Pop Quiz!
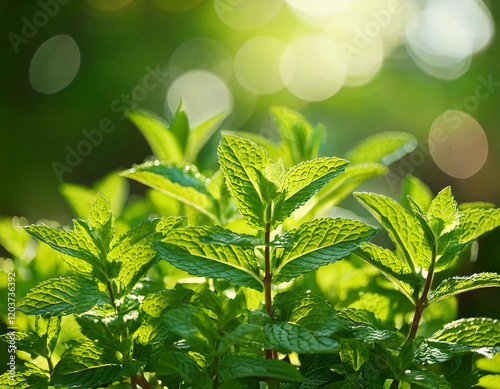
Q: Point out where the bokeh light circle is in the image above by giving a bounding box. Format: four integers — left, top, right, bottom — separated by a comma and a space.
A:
166, 70, 232, 127
169, 38, 233, 81
429, 110, 488, 179
280, 35, 347, 101
153, 0, 204, 12
29, 35, 80, 94
406, 0, 493, 79
285, 0, 351, 26
234, 37, 290, 95
214, 0, 282, 31
86, 0, 134, 11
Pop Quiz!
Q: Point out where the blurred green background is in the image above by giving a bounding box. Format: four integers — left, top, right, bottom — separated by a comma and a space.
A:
0, 0, 499, 319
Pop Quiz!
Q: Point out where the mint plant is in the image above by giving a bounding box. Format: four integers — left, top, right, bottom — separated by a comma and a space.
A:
152, 134, 377, 361
353, 177, 500, 387
1, 107, 499, 388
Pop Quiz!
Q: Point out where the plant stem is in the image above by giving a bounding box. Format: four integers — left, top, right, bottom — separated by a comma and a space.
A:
136, 374, 152, 389
390, 245, 437, 389
263, 222, 277, 360
106, 279, 118, 314
212, 338, 221, 389
47, 355, 54, 375
131, 376, 138, 389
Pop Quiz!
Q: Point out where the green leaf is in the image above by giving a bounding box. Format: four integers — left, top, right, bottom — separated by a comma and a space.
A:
354, 192, 432, 270
163, 305, 217, 352
218, 355, 303, 383
23, 223, 101, 269
147, 351, 209, 386
232, 131, 285, 165
431, 318, 500, 347
169, 102, 190, 153
0, 363, 49, 389
51, 340, 143, 388
264, 322, 340, 353
273, 218, 376, 283
458, 202, 496, 211
335, 308, 404, 344
121, 161, 218, 221
270, 106, 316, 164
345, 131, 417, 165
0, 217, 31, 258
272, 157, 349, 226
399, 370, 450, 388
340, 339, 370, 371
458, 207, 500, 243
59, 184, 96, 220
301, 163, 388, 221
155, 226, 263, 290
400, 175, 433, 213
141, 289, 194, 318
135, 288, 195, 346
427, 187, 459, 237
127, 110, 183, 161
273, 291, 334, 330
186, 111, 226, 162
17, 277, 109, 316
35, 315, 61, 354
435, 207, 500, 271
353, 243, 417, 303
108, 217, 185, 297
218, 134, 273, 230
428, 273, 500, 305
60, 173, 129, 219
88, 194, 115, 255
198, 227, 264, 247
415, 339, 498, 364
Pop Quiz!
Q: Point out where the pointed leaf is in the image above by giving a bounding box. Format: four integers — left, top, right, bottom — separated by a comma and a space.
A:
147, 351, 209, 386
219, 355, 303, 383
427, 187, 459, 237
458, 207, 500, 243
354, 192, 432, 270
50, 340, 143, 387
23, 224, 101, 269
353, 243, 417, 303
232, 131, 286, 165
127, 110, 183, 161
345, 131, 417, 165
121, 161, 218, 221
264, 322, 340, 353
186, 110, 226, 162
169, 103, 190, 152
301, 163, 388, 221
270, 106, 314, 164
17, 277, 109, 316
431, 318, 500, 347
163, 305, 216, 352
273, 218, 376, 283
400, 175, 433, 213
88, 194, 115, 255
415, 339, 498, 364
0, 363, 49, 389
59, 184, 97, 219
109, 217, 184, 297
218, 134, 273, 230
272, 157, 349, 226
428, 273, 500, 305
35, 315, 62, 354
273, 291, 334, 330
155, 226, 263, 290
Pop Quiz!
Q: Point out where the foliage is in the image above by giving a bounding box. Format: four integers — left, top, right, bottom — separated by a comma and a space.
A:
1, 106, 499, 388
